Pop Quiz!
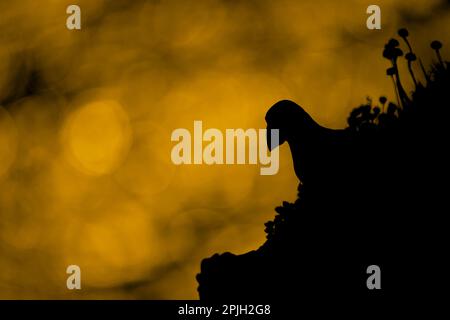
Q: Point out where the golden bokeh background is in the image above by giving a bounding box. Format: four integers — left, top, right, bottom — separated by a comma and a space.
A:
0, 0, 449, 299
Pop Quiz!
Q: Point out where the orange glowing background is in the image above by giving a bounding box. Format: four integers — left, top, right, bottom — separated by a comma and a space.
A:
0, 0, 449, 299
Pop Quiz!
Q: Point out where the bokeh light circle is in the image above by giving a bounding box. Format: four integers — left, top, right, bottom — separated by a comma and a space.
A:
62, 100, 132, 176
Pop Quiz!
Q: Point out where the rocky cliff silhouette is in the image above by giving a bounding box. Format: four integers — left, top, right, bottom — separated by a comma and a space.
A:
196, 29, 449, 305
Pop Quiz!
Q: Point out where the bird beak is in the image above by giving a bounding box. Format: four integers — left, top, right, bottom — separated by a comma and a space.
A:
267, 126, 280, 151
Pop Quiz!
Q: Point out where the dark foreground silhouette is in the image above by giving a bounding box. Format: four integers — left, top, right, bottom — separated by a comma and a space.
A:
196, 30, 449, 306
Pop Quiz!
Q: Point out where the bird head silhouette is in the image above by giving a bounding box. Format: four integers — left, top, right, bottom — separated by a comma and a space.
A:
265, 100, 319, 151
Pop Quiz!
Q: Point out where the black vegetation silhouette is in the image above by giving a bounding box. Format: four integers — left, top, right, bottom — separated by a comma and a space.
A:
196, 29, 449, 306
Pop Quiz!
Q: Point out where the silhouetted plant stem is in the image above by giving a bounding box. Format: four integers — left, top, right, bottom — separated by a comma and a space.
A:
392, 60, 410, 108
383, 39, 410, 108
408, 60, 418, 87
437, 51, 444, 67
405, 40, 413, 53
419, 59, 431, 84
398, 29, 414, 53
390, 74, 401, 107
399, 29, 419, 89
379, 96, 387, 113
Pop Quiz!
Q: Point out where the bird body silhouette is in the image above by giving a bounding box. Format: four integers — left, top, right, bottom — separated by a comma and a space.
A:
265, 100, 364, 191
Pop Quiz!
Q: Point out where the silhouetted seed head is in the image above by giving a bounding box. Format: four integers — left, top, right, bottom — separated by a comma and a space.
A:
394, 48, 403, 58
431, 40, 442, 50
398, 28, 409, 38
384, 39, 400, 60
387, 103, 397, 115
388, 38, 400, 48
379, 96, 387, 105
383, 40, 403, 62
383, 47, 394, 60
405, 52, 417, 61
372, 107, 381, 117
386, 67, 396, 76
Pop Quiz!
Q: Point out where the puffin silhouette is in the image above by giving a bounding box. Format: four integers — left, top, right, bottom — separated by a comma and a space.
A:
265, 100, 361, 188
